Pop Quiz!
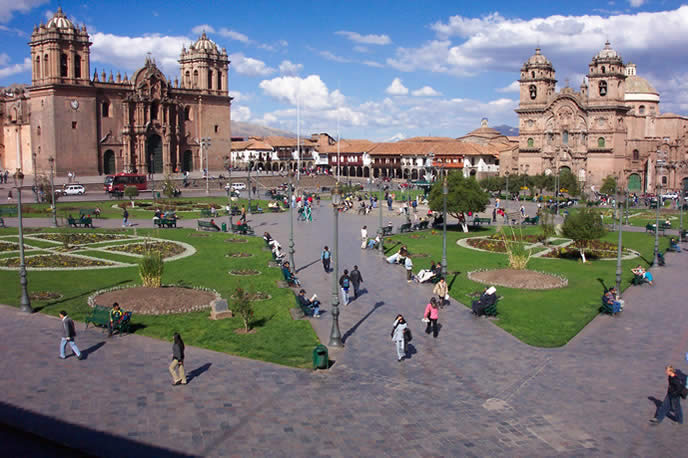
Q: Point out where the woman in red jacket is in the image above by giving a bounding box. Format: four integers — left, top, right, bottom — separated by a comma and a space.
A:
424, 297, 440, 338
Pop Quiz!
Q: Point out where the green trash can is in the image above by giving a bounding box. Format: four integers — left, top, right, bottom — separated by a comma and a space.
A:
312, 344, 329, 370
221, 222, 227, 232
156, 192, 161, 199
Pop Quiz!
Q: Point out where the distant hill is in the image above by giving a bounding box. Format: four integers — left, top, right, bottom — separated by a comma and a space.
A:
492, 124, 519, 136
231, 121, 295, 139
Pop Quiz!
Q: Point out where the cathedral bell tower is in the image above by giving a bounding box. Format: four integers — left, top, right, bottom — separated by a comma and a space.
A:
519, 48, 557, 107
178, 32, 229, 94
587, 41, 625, 106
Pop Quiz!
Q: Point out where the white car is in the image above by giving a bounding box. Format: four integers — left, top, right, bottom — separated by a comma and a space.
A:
661, 192, 679, 199
227, 182, 246, 191
62, 184, 86, 195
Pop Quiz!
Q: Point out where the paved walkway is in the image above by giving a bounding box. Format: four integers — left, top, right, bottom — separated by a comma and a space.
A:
0, 204, 686, 456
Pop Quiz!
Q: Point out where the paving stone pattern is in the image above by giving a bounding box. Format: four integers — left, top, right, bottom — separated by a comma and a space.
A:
0, 203, 685, 456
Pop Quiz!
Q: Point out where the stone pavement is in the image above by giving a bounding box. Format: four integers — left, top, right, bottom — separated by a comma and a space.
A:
0, 203, 686, 456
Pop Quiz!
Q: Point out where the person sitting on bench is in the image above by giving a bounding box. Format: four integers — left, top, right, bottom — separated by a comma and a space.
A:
416, 261, 438, 283
670, 238, 681, 252
297, 289, 321, 317
631, 265, 654, 286
603, 287, 624, 312
472, 286, 497, 316
263, 232, 273, 244
209, 219, 221, 231
281, 261, 300, 286
108, 302, 124, 337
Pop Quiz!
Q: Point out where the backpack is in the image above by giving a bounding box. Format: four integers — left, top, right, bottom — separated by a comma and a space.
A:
342, 277, 350, 289
679, 370, 688, 399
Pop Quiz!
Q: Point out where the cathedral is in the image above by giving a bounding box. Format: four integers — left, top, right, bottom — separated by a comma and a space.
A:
0, 8, 231, 177
511, 42, 688, 193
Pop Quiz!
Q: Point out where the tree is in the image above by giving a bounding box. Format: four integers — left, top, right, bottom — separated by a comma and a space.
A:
559, 169, 580, 196
161, 175, 177, 199
600, 175, 617, 196
124, 185, 139, 207
428, 171, 490, 232
561, 209, 606, 262
531, 173, 552, 196
232, 287, 254, 332
478, 176, 504, 193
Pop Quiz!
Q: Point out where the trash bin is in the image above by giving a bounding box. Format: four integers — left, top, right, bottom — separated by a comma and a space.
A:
312, 344, 329, 370
156, 192, 161, 199
221, 222, 227, 232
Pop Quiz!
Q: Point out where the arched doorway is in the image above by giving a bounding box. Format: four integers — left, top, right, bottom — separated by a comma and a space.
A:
103, 150, 115, 175
357, 166, 363, 177
411, 169, 418, 180
146, 134, 163, 173
628, 173, 642, 192
364, 167, 370, 178
182, 150, 193, 172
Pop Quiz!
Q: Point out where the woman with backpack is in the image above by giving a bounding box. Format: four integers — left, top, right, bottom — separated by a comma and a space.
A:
391, 315, 410, 362
339, 269, 351, 305
424, 297, 440, 338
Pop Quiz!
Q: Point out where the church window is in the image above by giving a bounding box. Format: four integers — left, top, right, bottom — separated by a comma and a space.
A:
527, 138, 534, 148
184, 106, 191, 121
662, 176, 667, 185
44, 54, 48, 75
60, 54, 68, 77
193, 70, 199, 87
208, 70, 213, 89
72, 121, 77, 129
598, 137, 605, 148
601, 66, 606, 74
75, 57, 81, 79
35, 56, 41, 79
37, 126, 41, 136
531, 71, 535, 78
599, 81, 607, 96
151, 102, 159, 121
214, 125, 219, 133
632, 149, 639, 161
102, 101, 110, 118
547, 133, 554, 144
217, 71, 222, 90
184, 70, 190, 87
529, 85, 537, 100
562, 131, 569, 145
638, 105, 645, 115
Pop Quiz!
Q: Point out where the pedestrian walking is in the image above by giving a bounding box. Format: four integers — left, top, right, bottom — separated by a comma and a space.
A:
169, 332, 187, 386
360, 225, 368, 249
339, 269, 351, 305
321, 246, 331, 272
58, 311, 83, 360
650, 365, 685, 425
405, 256, 414, 283
240, 206, 247, 223
350, 265, 363, 299
433, 277, 449, 307
122, 208, 129, 227
423, 298, 440, 338
391, 314, 410, 362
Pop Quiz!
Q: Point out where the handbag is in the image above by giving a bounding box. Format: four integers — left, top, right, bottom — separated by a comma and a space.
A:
421, 317, 430, 323
444, 294, 449, 300
404, 328, 412, 342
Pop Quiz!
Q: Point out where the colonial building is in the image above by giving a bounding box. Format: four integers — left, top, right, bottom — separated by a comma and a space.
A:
0, 8, 231, 177
511, 43, 688, 193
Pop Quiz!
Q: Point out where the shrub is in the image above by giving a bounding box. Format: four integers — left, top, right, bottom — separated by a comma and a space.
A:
124, 186, 139, 207
162, 175, 177, 199
233, 287, 254, 332
139, 242, 163, 287
498, 226, 532, 270
561, 209, 606, 263
540, 211, 556, 243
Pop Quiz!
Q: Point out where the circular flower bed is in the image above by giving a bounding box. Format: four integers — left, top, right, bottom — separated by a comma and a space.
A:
541, 246, 630, 261
89, 285, 220, 315
0, 254, 113, 268
228, 269, 261, 276
31, 233, 128, 245
468, 269, 568, 290
105, 241, 185, 258
466, 238, 507, 252
226, 252, 253, 258
0, 241, 19, 252
29, 291, 63, 301
225, 238, 248, 243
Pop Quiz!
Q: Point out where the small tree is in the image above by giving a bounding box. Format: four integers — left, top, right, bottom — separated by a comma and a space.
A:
233, 287, 254, 332
600, 175, 617, 196
124, 185, 139, 207
162, 175, 177, 199
540, 211, 556, 244
559, 169, 580, 197
561, 209, 606, 262
139, 243, 163, 287
428, 172, 490, 232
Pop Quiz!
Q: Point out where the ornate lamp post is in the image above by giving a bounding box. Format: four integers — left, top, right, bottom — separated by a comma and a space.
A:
615, 177, 623, 295
288, 166, 295, 270
13, 170, 33, 313
224, 155, 233, 226
329, 183, 343, 347
654, 151, 666, 267
378, 170, 384, 254
441, 171, 448, 278
201, 137, 211, 195
149, 151, 156, 202
48, 156, 57, 227
247, 159, 252, 212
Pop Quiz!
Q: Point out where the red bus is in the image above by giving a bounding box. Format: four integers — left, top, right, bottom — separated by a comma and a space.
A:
104, 173, 148, 192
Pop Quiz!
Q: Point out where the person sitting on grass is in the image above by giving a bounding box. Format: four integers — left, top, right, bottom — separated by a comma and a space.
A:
297, 289, 321, 317
415, 261, 438, 283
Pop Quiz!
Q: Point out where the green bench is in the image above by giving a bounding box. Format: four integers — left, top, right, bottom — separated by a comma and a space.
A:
0, 217, 4, 228
645, 223, 665, 235
85, 305, 132, 335
472, 217, 492, 226
79, 208, 98, 218
231, 223, 255, 235
412, 221, 430, 231
154, 217, 177, 228
398, 222, 412, 233
681, 229, 687, 243
382, 226, 393, 236
632, 274, 649, 285
197, 220, 220, 231
523, 215, 539, 225
67, 216, 93, 228
660, 222, 672, 231
294, 294, 312, 317
0, 208, 17, 217
200, 208, 218, 218
248, 205, 264, 214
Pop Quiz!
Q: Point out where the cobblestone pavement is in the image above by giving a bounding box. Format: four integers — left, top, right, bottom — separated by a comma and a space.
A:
0, 204, 685, 456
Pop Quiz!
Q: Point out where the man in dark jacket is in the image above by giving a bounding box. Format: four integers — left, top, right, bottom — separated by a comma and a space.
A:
650, 365, 685, 424
472, 287, 497, 316
59, 311, 83, 360
297, 289, 320, 317
349, 266, 364, 299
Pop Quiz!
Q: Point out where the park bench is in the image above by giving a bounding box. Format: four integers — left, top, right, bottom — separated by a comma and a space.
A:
632, 274, 649, 285
231, 223, 255, 236
645, 223, 665, 235
269, 205, 283, 213
197, 220, 220, 232
200, 208, 217, 218
282, 267, 300, 287
79, 208, 99, 218
412, 220, 429, 231
0, 207, 18, 217
660, 222, 672, 231
0, 217, 4, 228
398, 222, 412, 233
600, 295, 622, 315
154, 217, 177, 228
248, 204, 264, 214
523, 215, 540, 225
85, 305, 132, 335
67, 216, 93, 228
294, 294, 314, 318
471, 217, 492, 226
229, 206, 241, 216
382, 226, 393, 236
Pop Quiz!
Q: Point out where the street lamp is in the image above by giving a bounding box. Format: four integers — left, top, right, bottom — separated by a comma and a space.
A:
224, 155, 233, 226
149, 152, 155, 202
654, 151, 666, 267
288, 166, 295, 270
247, 160, 252, 213
13, 170, 33, 314
201, 137, 211, 195
441, 172, 448, 279
504, 171, 510, 211
378, 167, 384, 254
329, 183, 343, 347
615, 177, 623, 295
48, 156, 57, 227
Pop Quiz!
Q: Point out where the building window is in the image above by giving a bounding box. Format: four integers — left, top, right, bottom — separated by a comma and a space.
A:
44, 54, 48, 75
638, 105, 645, 115
35, 56, 41, 79
217, 71, 222, 90
184, 70, 190, 87
37, 126, 41, 136
184, 106, 191, 121
599, 81, 607, 96
527, 138, 534, 148
214, 125, 219, 133
598, 137, 605, 148
193, 70, 198, 88
662, 176, 668, 185
207, 70, 213, 89
60, 54, 68, 77
633, 149, 639, 161
529, 85, 537, 100
75, 57, 81, 79
72, 121, 77, 129
547, 132, 554, 144
562, 131, 569, 145
601, 66, 606, 74
531, 71, 535, 78
151, 102, 158, 121
102, 101, 110, 118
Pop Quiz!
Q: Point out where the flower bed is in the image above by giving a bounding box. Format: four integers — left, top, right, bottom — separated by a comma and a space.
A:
488, 234, 546, 243
466, 238, 507, 252
0, 254, 113, 268
0, 242, 19, 252
31, 233, 128, 245
29, 291, 63, 301
105, 241, 185, 258
89, 285, 221, 315
228, 269, 261, 276
541, 246, 629, 260
226, 252, 254, 258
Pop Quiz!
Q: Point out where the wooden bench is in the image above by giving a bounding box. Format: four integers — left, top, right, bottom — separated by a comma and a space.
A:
382, 226, 393, 236
282, 268, 300, 287
154, 217, 177, 228
472, 217, 492, 226
398, 222, 412, 233
79, 208, 98, 218
632, 274, 649, 285
523, 215, 540, 225
0, 208, 18, 217
294, 294, 313, 317
197, 220, 220, 232
231, 223, 255, 235
660, 222, 672, 231
68, 216, 93, 228
599, 295, 622, 315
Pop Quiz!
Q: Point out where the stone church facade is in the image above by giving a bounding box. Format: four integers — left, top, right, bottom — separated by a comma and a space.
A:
512, 43, 688, 193
0, 8, 231, 177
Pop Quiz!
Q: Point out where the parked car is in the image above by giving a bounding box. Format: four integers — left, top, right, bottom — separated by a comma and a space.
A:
62, 184, 86, 196
225, 182, 246, 191
661, 192, 679, 199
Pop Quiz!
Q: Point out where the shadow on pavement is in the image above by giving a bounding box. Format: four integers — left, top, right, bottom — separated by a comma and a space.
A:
187, 363, 212, 383
296, 258, 320, 273
81, 341, 106, 359
342, 301, 384, 343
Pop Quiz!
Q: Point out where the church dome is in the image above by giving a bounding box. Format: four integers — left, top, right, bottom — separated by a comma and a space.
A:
625, 75, 658, 95
594, 41, 620, 60
191, 32, 218, 52
526, 48, 551, 66
46, 7, 75, 30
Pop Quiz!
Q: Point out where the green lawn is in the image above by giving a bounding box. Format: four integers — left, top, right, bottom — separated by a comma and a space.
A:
388, 225, 670, 347
0, 227, 319, 367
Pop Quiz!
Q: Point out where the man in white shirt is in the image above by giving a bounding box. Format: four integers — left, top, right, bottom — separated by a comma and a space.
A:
361, 225, 368, 249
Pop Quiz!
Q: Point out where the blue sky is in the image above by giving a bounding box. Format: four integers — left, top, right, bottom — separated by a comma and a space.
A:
1, 0, 687, 140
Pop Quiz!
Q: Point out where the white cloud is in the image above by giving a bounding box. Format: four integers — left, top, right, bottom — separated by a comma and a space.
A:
229, 53, 274, 76
363, 60, 384, 68
385, 133, 406, 142
629, 0, 645, 7
279, 60, 302, 76
218, 28, 249, 43
412, 86, 441, 97
91, 32, 189, 75
0, 56, 31, 78
318, 50, 351, 63
232, 105, 252, 122
385, 77, 408, 96
0, 0, 47, 23
191, 24, 215, 35
353, 45, 368, 53
335, 31, 391, 45
497, 81, 520, 93
259, 75, 344, 110
0, 53, 10, 66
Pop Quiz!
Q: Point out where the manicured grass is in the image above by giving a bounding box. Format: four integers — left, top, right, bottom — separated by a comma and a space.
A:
0, 227, 319, 368
388, 225, 670, 347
